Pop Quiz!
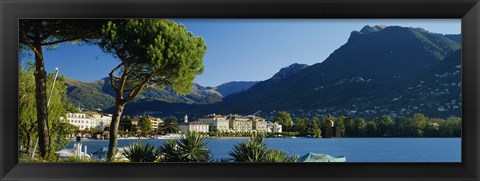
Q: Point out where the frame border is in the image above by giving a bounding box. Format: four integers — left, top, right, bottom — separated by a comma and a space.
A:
1, 0, 479, 180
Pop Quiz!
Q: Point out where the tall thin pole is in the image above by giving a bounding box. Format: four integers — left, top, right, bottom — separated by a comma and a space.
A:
32, 68, 59, 159
47, 68, 59, 106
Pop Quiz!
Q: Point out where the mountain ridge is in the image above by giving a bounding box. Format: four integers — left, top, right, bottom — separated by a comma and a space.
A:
66, 25, 461, 120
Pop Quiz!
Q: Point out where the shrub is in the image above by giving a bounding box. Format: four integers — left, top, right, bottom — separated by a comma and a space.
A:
159, 132, 211, 162
229, 134, 298, 162
229, 135, 269, 162
122, 141, 160, 162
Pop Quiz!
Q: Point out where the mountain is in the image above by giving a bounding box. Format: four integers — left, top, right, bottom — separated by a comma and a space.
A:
359, 25, 387, 33
64, 78, 115, 111
215, 81, 259, 97
206, 25, 461, 119
65, 78, 258, 111
67, 25, 461, 120
271, 63, 308, 82
444, 34, 461, 44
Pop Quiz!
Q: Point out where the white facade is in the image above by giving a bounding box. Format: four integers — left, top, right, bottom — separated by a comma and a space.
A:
65, 113, 96, 130
252, 119, 268, 132
179, 122, 209, 133
90, 112, 112, 130
267, 121, 283, 133
197, 114, 270, 133
227, 115, 252, 132
197, 114, 229, 132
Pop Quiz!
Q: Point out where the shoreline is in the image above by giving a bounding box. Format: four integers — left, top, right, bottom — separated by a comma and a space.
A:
71, 136, 462, 141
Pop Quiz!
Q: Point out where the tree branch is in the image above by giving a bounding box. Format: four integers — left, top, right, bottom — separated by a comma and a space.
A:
41, 37, 81, 46
20, 30, 42, 58
125, 72, 156, 102
117, 64, 131, 99
40, 24, 61, 41
109, 63, 123, 93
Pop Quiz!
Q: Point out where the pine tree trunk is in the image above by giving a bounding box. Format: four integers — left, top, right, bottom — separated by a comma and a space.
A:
33, 42, 50, 159
106, 103, 125, 162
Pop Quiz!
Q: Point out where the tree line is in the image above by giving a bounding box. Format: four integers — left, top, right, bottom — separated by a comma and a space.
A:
273, 111, 461, 137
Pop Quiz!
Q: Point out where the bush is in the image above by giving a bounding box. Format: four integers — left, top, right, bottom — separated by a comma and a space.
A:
229, 134, 298, 162
122, 141, 160, 162
159, 132, 211, 162
229, 134, 269, 162
265, 150, 299, 162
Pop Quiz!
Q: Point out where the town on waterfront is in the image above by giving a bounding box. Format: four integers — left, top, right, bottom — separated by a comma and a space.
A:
19, 19, 461, 163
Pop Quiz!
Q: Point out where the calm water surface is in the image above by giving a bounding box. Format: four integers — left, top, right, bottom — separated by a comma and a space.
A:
68, 138, 461, 162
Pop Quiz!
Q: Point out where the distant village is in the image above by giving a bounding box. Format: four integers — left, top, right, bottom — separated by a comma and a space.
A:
63, 112, 283, 135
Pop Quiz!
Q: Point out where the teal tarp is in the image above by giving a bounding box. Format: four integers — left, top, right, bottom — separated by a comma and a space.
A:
299, 153, 346, 162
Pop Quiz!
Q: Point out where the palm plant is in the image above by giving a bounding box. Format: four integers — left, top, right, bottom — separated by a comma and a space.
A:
229, 134, 269, 162
158, 139, 181, 162
122, 141, 160, 162
229, 134, 298, 162
159, 131, 211, 162
265, 150, 299, 162
177, 131, 211, 162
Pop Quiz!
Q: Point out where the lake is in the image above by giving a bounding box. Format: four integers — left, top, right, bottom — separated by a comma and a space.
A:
68, 137, 461, 162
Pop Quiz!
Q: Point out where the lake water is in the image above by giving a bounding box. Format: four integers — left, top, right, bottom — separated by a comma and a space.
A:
68, 138, 461, 162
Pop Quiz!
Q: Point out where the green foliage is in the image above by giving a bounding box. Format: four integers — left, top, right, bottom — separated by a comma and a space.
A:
119, 116, 133, 131
265, 150, 299, 162
99, 19, 207, 161
158, 116, 179, 134
99, 19, 206, 96
229, 135, 269, 162
293, 117, 308, 135
273, 111, 292, 127
158, 140, 181, 162
354, 118, 367, 137
229, 134, 298, 162
312, 128, 322, 138
20, 20, 107, 159
122, 141, 160, 162
365, 121, 377, 137
271, 112, 459, 138
19, 63, 76, 160
176, 132, 211, 162
395, 113, 428, 137
372, 115, 394, 136
335, 116, 346, 136
19, 63, 38, 155
159, 132, 211, 162
138, 116, 153, 132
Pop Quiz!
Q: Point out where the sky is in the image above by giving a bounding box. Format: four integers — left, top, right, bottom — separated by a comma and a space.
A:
20, 19, 461, 87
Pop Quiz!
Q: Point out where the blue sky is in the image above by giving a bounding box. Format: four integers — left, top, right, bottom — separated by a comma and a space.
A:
20, 19, 460, 87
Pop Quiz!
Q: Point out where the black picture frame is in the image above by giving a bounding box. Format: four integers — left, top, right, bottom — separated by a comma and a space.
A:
1, 0, 479, 180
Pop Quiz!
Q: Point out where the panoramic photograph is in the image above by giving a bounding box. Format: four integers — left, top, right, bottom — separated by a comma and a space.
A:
19, 19, 461, 163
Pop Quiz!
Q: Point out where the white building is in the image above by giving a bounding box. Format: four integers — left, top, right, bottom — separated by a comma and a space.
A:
227, 115, 253, 132
179, 122, 209, 133
64, 113, 96, 130
252, 118, 268, 132
88, 112, 112, 130
197, 114, 229, 132
267, 121, 282, 133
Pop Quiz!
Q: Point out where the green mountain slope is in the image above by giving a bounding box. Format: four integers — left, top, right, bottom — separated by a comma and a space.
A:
65, 77, 257, 111
68, 25, 461, 120
208, 26, 461, 119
